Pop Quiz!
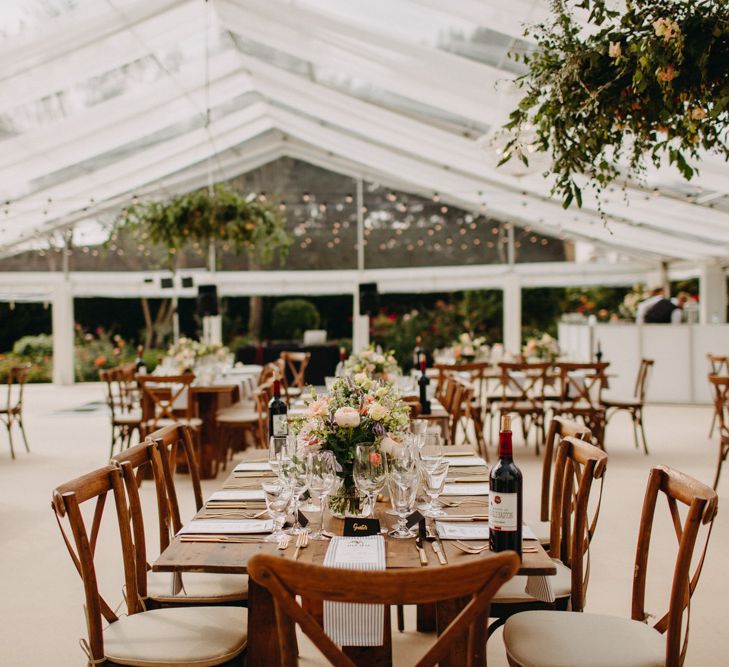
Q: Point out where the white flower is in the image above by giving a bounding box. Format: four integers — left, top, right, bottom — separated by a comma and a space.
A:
608, 41, 621, 58
368, 402, 388, 421
334, 407, 361, 428
375, 387, 388, 399
354, 372, 372, 390
307, 398, 329, 418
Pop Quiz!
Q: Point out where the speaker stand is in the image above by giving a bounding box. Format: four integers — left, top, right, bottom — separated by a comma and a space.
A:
202, 315, 222, 345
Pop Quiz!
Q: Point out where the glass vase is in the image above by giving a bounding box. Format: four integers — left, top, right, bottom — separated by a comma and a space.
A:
327, 484, 372, 519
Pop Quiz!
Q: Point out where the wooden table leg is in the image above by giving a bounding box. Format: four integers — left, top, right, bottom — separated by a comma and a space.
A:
416, 603, 437, 632
247, 579, 280, 666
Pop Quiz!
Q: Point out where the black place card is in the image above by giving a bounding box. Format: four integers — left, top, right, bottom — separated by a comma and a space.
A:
343, 517, 381, 537
297, 510, 310, 527
406, 510, 425, 529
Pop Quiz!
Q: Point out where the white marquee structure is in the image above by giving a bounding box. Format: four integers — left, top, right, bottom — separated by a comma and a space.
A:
0, 0, 727, 384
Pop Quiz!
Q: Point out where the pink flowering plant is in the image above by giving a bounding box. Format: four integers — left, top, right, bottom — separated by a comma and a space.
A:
291, 374, 410, 515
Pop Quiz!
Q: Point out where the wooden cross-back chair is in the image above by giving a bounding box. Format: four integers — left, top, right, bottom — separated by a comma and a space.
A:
52, 465, 248, 666
707, 355, 729, 436
495, 362, 551, 452
100, 367, 142, 457
602, 358, 654, 454
538, 417, 592, 535
247, 552, 519, 667
708, 375, 729, 490
0, 363, 31, 459
490, 436, 607, 635
552, 362, 609, 448
112, 429, 249, 606
280, 351, 311, 398
136, 373, 201, 437
503, 465, 718, 667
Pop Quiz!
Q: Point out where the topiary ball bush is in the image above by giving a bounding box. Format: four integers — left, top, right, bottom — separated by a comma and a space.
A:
271, 299, 320, 341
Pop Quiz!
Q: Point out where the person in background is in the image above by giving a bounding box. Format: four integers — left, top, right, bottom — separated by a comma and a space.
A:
636, 287, 665, 323
644, 291, 688, 324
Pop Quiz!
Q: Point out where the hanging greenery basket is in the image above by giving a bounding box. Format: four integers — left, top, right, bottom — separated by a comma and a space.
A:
502, 0, 729, 209
113, 185, 291, 264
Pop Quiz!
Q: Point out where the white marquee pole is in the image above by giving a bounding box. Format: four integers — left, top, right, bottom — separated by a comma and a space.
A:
52, 279, 75, 385
699, 262, 728, 324
503, 224, 521, 354
353, 176, 369, 351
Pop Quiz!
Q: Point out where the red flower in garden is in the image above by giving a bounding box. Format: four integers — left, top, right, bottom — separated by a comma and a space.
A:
94, 356, 106, 367
369, 451, 382, 466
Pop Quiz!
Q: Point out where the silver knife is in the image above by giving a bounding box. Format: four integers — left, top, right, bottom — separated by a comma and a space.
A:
414, 537, 429, 566
427, 526, 448, 565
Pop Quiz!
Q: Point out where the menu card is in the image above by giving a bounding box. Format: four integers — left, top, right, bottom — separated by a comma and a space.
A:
444, 455, 487, 467
207, 489, 265, 502
179, 519, 274, 535
323, 536, 386, 646
233, 462, 271, 472
435, 523, 538, 541
442, 482, 489, 496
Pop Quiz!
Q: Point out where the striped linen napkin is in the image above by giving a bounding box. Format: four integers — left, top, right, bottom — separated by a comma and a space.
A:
323, 536, 386, 646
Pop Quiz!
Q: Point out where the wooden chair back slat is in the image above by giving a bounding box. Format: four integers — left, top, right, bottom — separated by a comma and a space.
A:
280, 351, 311, 390
634, 359, 655, 402
497, 361, 550, 410
248, 552, 520, 667
631, 466, 718, 667
549, 436, 608, 611
540, 417, 592, 523
555, 362, 609, 408
5, 363, 29, 412
708, 375, 729, 436
707, 354, 729, 376
136, 373, 196, 432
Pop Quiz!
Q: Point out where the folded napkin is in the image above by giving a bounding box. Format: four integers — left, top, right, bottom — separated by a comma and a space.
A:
442, 482, 489, 496
233, 462, 271, 472
208, 489, 265, 502
323, 536, 386, 647
178, 519, 274, 535
444, 455, 488, 467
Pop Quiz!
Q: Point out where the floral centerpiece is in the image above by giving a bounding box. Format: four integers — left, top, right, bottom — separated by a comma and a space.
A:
522, 333, 560, 362
166, 337, 230, 373
452, 332, 489, 362
291, 374, 410, 516
344, 344, 401, 380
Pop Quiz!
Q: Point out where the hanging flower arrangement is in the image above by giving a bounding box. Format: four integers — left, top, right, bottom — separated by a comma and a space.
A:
501, 0, 729, 209
112, 185, 291, 264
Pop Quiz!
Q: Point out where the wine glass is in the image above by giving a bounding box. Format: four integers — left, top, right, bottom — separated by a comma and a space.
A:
353, 444, 387, 518
307, 452, 337, 540
418, 459, 450, 517
279, 457, 309, 534
262, 480, 293, 543
387, 466, 419, 538
268, 436, 291, 478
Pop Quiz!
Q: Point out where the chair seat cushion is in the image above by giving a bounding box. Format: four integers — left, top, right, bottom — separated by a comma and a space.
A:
144, 417, 202, 429
115, 411, 142, 425
504, 610, 664, 667
147, 571, 248, 603
216, 409, 258, 425
493, 559, 571, 603
103, 605, 247, 667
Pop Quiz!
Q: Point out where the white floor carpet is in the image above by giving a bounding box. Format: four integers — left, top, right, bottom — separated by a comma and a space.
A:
0, 382, 727, 666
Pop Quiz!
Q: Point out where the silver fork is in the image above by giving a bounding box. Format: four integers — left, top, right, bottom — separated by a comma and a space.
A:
293, 532, 309, 560
454, 540, 489, 554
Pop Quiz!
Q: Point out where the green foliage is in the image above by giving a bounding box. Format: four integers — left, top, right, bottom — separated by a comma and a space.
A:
142, 349, 164, 373
112, 184, 292, 266
0, 356, 50, 383
12, 334, 53, 362
503, 0, 729, 209
74, 328, 135, 381
271, 299, 321, 341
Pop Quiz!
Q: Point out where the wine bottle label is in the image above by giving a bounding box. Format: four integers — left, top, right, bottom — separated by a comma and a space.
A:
272, 414, 288, 436
489, 492, 518, 531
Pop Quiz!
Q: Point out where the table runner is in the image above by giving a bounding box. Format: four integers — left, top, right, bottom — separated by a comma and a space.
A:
323, 536, 386, 646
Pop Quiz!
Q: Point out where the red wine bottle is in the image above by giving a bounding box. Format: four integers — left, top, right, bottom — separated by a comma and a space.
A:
268, 379, 288, 440
418, 353, 431, 415
489, 415, 522, 557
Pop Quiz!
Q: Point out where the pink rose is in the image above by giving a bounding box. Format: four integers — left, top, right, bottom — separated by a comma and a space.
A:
307, 398, 329, 418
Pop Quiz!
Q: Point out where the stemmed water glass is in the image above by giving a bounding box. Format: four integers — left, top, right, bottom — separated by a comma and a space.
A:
411, 419, 428, 448
268, 435, 292, 478
353, 444, 387, 518
418, 459, 450, 517
388, 463, 419, 538
279, 456, 309, 534
262, 479, 293, 543
306, 452, 337, 540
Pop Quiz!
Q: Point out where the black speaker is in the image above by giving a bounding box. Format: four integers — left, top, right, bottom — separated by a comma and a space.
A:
160, 277, 173, 289
181, 276, 194, 289
196, 284, 219, 317
359, 282, 379, 317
